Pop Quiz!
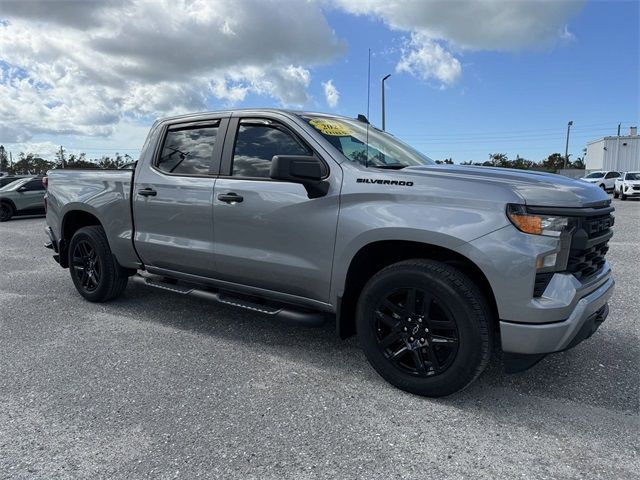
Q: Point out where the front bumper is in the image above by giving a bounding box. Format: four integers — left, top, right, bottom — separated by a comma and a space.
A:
500, 274, 614, 357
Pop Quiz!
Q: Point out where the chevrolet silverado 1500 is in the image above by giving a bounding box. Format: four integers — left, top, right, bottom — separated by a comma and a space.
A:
44, 109, 615, 396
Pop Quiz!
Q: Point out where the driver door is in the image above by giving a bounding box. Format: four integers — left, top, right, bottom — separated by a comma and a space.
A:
212, 116, 341, 303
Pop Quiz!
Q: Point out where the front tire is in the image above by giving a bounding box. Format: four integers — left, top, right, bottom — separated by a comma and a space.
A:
356, 259, 492, 397
68, 226, 128, 302
0, 203, 14, 222
621, 192, 627, 200
613, 188, 619, 199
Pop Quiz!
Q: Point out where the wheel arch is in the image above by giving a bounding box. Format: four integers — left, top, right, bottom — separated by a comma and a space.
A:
336, 240, 498, 339
59, 209, 103, 268
0, 197, 17, 211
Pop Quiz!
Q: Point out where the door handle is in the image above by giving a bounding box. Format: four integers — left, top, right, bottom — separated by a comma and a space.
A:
217, 192, 243, 204
137, 188, 157, 197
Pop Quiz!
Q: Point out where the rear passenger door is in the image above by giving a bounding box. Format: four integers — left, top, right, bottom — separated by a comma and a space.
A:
17, 179, 46, 212
212, 116, 341, 303
133, 117, 229, 277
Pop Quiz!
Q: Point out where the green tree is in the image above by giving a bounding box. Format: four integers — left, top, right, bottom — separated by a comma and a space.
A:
0, 145, 8, 173
541, 153, 565, 171
13, 153, 55, 175
488, 153, 509, 168
66, 153, 99, 169
54, 146, 67, 168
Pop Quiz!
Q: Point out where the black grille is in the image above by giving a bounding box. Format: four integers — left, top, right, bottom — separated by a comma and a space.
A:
567, 211, 613, 282
567, 241, 609, 281
533, 208, 613, 297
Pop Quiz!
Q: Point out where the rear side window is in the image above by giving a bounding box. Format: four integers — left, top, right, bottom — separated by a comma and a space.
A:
23, 180, 44, 191
232, 122, 310, 178
157, 123, 219, 175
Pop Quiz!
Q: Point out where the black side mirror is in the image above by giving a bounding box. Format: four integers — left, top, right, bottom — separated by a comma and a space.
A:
270, 155, 329, 198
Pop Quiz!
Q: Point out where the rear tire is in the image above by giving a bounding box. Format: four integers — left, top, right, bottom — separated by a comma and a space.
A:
0, 203, 14, 222
356, 259, 492, 397
68, 226, 128, 302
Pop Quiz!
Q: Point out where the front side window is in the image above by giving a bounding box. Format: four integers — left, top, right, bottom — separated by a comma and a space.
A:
232, 121, 310, 178
157, 124, 219, 175
605, 171, 619, 179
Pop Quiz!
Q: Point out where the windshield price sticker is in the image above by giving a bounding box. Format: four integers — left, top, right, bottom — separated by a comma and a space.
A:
309, 118, 353, 136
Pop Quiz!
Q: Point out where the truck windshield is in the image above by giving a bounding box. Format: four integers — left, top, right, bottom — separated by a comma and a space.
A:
301, 115, 434, 168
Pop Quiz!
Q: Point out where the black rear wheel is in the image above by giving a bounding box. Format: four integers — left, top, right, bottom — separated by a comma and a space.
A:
68, 226, 128, 302
0, 203, 14, 222
356, 259, 492, 397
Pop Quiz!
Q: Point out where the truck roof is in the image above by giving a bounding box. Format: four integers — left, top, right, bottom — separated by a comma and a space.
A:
158, 108, 355, 124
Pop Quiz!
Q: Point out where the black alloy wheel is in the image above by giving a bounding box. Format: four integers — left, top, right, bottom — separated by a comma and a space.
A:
374, 287, 459, 377
71, 240, 102, 293
356, 259, 492, 397
0, 203, 13, 222
68, 225, 129, 302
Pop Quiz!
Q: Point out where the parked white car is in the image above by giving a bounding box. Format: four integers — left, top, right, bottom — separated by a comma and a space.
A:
614, 171, 640, 200
579, 171, 621, 191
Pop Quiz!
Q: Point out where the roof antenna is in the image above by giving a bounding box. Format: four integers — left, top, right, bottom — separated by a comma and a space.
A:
365, 47, 371, 168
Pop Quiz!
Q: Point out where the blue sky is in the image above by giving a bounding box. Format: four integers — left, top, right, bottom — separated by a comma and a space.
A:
0, 0, 638, 164
313, 1, 639, 162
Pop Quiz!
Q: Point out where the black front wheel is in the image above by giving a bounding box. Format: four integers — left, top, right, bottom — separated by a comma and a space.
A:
0, 203, 14, 222
356, 259, 492, 397
68, 226, 128, 302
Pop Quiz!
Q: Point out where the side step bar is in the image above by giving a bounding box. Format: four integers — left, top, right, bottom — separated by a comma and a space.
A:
130, 274, 326, 327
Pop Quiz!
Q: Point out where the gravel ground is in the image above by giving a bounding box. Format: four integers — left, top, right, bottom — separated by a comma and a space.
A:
0, 198, 638, 479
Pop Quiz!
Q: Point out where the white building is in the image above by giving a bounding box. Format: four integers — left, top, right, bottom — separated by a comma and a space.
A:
585, 127, 639, 172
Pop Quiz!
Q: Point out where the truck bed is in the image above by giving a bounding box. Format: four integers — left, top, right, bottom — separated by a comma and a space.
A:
46, 169, 138, 268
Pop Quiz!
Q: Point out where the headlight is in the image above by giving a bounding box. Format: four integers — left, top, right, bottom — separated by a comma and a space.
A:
506, 204, 569, 237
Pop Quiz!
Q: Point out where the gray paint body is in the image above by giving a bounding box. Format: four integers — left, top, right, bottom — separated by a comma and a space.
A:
45, 109, 614, 355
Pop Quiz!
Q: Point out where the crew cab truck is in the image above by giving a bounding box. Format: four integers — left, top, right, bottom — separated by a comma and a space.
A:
44, 109, 615, 397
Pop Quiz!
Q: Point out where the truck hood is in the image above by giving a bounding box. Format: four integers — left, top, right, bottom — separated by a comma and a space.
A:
400, 165, 610, 208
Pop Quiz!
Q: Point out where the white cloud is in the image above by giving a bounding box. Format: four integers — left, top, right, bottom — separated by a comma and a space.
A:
0, 0, 344, 142
396, 34, 461, 85
333, 0, 583, 84
322, 79, 340, 107
333, 0, 584, 50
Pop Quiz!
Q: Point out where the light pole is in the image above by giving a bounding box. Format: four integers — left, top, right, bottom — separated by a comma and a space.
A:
381, 74, 391, 131
564, 121, 573, 168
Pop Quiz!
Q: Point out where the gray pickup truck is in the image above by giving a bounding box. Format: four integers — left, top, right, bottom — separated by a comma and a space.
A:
44, 109, 615, 396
